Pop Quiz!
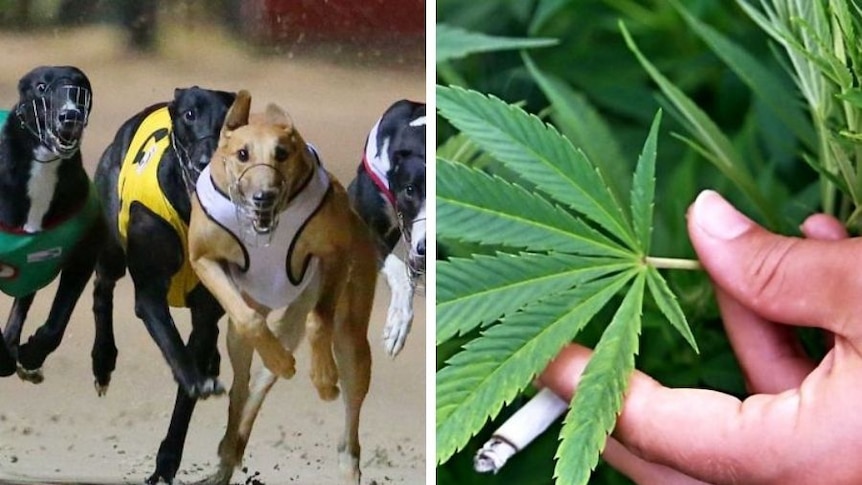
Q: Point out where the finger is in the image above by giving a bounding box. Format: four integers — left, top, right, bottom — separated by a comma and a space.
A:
687, 190, 862, 337
800, 213, 848, 240
540, 344, 807, 484
603, 437, 712, 485
713, 212, 845, 393
799, 213, 845, 351
714, 287, 814, 393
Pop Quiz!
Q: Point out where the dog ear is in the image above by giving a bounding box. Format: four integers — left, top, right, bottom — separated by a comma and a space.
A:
222, 90, 251, 136
264, 103, 293, 130
218, 90, 237, 108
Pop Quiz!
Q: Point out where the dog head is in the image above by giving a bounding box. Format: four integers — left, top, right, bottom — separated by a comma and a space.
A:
211, 90, 317, 247
386, 101, 426, 276
168, 86, 236, 193
14, 65, 92, 159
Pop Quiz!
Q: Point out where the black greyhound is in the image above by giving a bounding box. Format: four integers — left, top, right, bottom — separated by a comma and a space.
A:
0, 65, 102, 382
92, 86, 235, 484
347, 99, 426, 357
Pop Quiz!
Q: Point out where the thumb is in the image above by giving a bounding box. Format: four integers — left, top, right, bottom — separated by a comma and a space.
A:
687, 190, 862, 337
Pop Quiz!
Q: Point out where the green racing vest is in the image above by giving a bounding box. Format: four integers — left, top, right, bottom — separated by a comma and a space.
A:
0, 183, 100, 298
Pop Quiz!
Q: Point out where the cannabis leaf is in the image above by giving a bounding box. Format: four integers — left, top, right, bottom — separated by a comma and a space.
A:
436, 23, 558, 64
436, 86, 698, 485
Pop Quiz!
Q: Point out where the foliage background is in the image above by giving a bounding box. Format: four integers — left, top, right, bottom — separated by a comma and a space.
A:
436, 0, 836, 483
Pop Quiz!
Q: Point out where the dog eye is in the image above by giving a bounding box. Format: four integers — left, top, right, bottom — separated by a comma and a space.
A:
237, 147, 249, 162
184, 109, 196, 121
404, 184, 415, 197
274, 146, 288, 162
35, 82, 47, 94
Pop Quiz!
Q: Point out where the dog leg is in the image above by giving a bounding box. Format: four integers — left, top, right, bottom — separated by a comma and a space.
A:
0, 332, 15, 377
308, 312, 340, 401
91, 241, 125, 395
207, 307, 306, 485
331, 275, 374, 484
91, 274, 117, 395
206, 317, 254, 485
381, 254, 414, 357
208, 318, 283, 485
133, 284, 220, 399
192, 256, 296, 379
17, 251, 96, 382
4, 294, 34, 351
149, 290, 224, 485
4, 295, 35, 380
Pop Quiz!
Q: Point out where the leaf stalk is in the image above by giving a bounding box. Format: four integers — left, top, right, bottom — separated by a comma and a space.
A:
644, 256, 702, 271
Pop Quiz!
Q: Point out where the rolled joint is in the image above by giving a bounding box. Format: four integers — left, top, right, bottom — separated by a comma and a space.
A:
473, 388, 568, 474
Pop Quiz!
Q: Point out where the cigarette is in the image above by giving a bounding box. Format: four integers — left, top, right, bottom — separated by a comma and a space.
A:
474, 388, 568, 473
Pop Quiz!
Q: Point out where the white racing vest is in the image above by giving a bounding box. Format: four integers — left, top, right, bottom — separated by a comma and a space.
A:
195, 151, 331, 309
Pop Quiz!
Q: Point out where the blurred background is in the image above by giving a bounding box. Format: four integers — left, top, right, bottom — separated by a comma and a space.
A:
0, 1, 426, 484
0, 0, 424, 60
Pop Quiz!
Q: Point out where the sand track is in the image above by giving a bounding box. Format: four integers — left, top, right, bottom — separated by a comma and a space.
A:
0, 25, 425, 485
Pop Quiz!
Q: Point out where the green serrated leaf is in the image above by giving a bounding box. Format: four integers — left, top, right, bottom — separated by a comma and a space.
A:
437, 252, 634, 343
672, 1, 816, 151
836, 88, 862, 109
523, 53, 632, 215
437, 85, 639, 251
437, 157, 630, 257
620, 21, 779, 230
630, 111, 661, 255
436, 24, 558, 64
436, 270, 636, 464
646, 266, 698, 353
555, 271, 646, 485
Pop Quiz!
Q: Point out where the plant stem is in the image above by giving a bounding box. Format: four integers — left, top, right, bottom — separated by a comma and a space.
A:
645, 256, 702, 271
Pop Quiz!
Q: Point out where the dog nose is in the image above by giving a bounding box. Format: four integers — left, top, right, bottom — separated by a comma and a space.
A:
252, 190, 278, 207
57, 108, 85, 139
58, 108, 82, 123
417, 239, 425, 257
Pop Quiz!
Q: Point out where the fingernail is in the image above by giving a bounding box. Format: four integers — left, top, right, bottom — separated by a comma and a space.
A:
692, 190, 754, 240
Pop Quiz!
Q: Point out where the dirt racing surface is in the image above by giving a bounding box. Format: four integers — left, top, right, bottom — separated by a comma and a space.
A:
0, 25, 425, 485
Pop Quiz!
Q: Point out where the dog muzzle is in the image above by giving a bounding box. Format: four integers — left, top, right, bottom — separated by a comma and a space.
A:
228, 164, 288, 248
172, 132, 217, 196
15, 84, 91, 159
399, 205, 426, 281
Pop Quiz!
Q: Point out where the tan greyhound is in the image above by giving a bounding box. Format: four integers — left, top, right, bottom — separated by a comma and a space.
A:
188, 90, 377, 484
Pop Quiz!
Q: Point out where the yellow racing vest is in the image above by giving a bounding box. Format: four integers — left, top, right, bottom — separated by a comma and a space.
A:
117, 106, 198, 307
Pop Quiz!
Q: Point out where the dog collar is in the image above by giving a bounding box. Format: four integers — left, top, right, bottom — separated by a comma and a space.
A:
0, 183, 97, 235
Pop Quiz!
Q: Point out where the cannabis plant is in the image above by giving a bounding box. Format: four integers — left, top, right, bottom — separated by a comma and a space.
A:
437, 1, 862, 484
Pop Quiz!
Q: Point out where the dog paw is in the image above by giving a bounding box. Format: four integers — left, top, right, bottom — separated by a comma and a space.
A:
196, 377, 226, 399
261, 348, 296, 380
0, 360, 15, 378
316, 383, 340, 401
338, 451, 361, 485
94, 378, 110, 397
193, 465, 233, 485
383, 306, 413, 358
16, 365, 44, 384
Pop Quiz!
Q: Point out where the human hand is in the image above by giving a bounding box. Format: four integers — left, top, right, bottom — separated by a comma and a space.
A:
540, 190, 862, 485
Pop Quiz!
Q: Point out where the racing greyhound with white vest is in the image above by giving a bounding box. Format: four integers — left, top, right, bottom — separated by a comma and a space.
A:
0, 65, 101, 382
188, 90, 377, 484
347, 99, 426, 357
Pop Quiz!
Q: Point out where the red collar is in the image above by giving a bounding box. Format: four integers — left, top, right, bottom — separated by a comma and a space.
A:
362, 153, 396, 207
0, 196, 87, 234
